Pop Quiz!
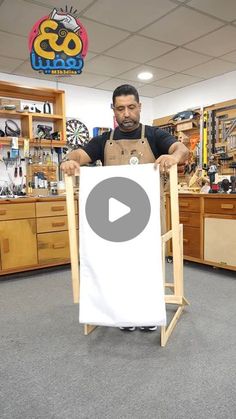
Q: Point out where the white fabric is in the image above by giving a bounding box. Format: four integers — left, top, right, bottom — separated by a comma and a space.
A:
79, 164, 166, 327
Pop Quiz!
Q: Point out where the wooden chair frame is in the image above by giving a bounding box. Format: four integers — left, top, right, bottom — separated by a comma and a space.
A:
65, 164, 189, 347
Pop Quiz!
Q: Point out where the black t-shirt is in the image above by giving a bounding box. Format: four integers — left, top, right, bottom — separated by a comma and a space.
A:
82, 124, 177, 164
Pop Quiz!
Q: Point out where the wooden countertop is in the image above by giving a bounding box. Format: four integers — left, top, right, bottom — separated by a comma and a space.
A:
168, 193, 236, 198
0, 195, 69, 204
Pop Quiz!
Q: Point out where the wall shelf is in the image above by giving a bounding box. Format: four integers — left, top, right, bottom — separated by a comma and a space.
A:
0, 80, 66, 145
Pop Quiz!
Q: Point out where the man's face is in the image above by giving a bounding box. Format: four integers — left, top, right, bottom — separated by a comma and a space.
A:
113, 94, 141, 131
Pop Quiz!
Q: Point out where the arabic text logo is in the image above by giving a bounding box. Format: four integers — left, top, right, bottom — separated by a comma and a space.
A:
29, 7, 88, 75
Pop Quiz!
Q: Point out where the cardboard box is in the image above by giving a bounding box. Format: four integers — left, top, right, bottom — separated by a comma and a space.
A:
176, 119, 198, 132
0, 98, 21, 111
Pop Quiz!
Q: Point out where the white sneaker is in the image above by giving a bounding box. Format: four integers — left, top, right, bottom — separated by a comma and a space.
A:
119, 327, 136, 332
139, 326, 158, 332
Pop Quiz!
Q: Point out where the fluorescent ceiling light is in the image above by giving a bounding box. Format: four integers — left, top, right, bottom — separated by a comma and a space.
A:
138, 71, 153, 80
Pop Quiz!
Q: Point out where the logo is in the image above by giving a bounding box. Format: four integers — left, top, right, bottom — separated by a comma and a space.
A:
85, 177, 151, 242
28, 6, 88, 75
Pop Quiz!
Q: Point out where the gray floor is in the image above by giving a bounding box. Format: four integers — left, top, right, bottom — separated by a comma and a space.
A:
0, 262, 235, 419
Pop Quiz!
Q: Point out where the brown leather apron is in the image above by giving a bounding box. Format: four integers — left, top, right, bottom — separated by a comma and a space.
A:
104, 124, 166, 233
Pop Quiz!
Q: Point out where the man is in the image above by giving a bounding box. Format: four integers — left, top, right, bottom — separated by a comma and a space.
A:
61, 84, 189, 332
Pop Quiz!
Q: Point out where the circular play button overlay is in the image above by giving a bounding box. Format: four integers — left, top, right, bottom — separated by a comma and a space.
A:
85, 177, 151, 242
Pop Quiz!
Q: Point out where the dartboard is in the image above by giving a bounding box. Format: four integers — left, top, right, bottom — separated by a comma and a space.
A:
66, 119, 90, 148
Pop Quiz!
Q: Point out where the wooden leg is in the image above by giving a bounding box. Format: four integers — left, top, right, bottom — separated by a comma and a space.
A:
161, 305, 186, 347
65, 174, 80, 304
84, 324, 97, 335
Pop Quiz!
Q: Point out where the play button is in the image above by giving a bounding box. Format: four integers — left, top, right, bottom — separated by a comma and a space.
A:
109, 198, 131, 223
85, 177, 151, 242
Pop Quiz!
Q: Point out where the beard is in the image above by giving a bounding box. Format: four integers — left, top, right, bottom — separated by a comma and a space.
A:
119, 118, 139, 131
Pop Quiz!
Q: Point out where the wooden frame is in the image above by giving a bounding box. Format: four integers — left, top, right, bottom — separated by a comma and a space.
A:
65, 164, 189, 346
161, 165, 189, 346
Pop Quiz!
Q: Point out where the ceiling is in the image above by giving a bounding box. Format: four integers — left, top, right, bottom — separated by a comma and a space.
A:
1, 0, 236, 97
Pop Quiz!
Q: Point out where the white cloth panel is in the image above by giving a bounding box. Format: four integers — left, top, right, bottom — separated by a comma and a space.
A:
79, 164, 166, 327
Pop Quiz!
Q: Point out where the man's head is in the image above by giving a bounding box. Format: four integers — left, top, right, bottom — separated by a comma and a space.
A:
112, 84, 141, 132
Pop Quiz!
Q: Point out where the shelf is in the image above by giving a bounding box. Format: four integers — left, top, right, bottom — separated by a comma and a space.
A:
0, 80, 64, 102
0, 109, 63, 122
31, 113, 63, 121
0, 80, 66, 142
0, 137, 67, 148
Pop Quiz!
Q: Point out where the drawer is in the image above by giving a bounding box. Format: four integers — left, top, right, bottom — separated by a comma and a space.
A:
183, 226, 200, 259
37, 231, 71, 264
0, 203, 35, 220
179, 197, 200, 213
204, 198, 236, 215
36, 200, 78, 217
180, 211, 200, 227
37, 215, 79, 233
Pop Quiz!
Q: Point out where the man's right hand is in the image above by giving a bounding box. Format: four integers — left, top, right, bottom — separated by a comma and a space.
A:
61, 160, 80, 176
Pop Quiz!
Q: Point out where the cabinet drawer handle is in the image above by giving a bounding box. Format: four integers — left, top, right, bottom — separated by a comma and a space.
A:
183, 239, 189, 244
51, 206, 65, 212
180, 202, 189, 207
52, 222, 66, 227
0, 210, 6, 215
53, 242, 66, 249
220, 204, 234, 209
2, 238, 9, 253
38, 242, 48, 249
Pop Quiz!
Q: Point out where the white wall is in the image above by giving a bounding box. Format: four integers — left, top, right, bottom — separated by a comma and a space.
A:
153, 70, 236, 119
0, 72, 153, 135
1, 69, 236, 129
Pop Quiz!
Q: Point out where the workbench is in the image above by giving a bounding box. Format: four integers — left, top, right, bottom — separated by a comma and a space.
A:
0, 196, 78, 276
166, 193, 236, 271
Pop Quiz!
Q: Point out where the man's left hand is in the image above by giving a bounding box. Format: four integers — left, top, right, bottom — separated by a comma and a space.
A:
154, 155, 178, 172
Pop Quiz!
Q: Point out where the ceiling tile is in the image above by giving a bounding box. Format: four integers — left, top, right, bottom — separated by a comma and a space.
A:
83, 0, 177, 31
138, 84, 172, 98
84, 55, 137, 77
84, 52, 97, 61
0, 31, 28, 60
188, 0, 236, 22
148, 48, 211, 71
118, 66, 173, 83
13, 59, 55, 78
154, 73, 202, 88
0, 0, 52, 36
184, 58, 236, 78
0, 56, 24, 73
105, 35, 174, 63
140, 6, 223, 45
95, 78, 143, 91
56, 72, 110, 87
185, 26, 236, 56
81, 18, 130, 53
14, 59, 110, 86
26, 0, 95, 11
221, 50, 236, 63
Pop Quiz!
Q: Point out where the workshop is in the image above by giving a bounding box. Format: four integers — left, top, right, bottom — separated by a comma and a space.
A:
0, 1, 235, 418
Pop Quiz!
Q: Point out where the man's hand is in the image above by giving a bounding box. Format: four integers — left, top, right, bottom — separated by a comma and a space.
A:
61, 160, 80, 176
154, 155, 178, 172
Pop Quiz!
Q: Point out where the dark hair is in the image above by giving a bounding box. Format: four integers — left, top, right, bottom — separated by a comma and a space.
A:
112, 84, 139, 105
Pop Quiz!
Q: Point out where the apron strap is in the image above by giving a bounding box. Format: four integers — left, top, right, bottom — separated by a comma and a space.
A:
109, 130, 115, 141
141, 123, 145, 139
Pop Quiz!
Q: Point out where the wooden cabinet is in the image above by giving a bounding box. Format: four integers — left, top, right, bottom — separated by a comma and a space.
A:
0, 202, 37, 271
166, 194, 236, 271
0, 218, 37, 270
204, 218, 236, 267
0, 197, 79, 275
0, 80, 66, 147
179, 196, 201, 259
36, 199, 78, 266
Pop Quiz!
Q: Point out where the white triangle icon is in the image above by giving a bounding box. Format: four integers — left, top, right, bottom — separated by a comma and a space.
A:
109, 198, 131, 223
